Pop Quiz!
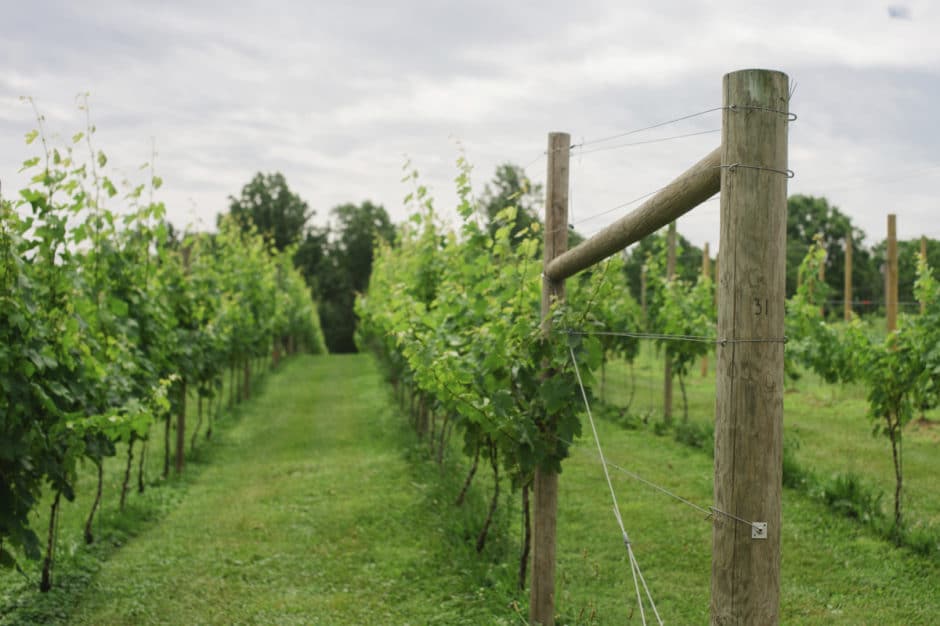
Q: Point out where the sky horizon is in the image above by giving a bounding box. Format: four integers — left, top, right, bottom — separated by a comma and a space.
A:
2, 1, 938, 253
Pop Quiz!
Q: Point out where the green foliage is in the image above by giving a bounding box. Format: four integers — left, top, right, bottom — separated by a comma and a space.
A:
818, 472, 886, 525
311, 201, 395, 353
356, 155, 609, 548
225, 172, 312, 252
672, 420, 714, 455
0, 102, 324, 578
786, 194, 876, 301
781, 435, 810, 489
787, 238, 940, 529
622, 231, 704, 302
8, 355, 940, 623
641, 233, 715, 420
569, 255, 642, 368
784, 194, 939, 312
477, 163, 544, 246
4, 356, 525, 625
870, 237, 940, 309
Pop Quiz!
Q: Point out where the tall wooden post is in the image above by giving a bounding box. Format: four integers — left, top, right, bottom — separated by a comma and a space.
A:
640, 265, 648, 327
663, 221, 677, 423
712, 69, 788, 625
844, 235, 853, 321
702, 242, 711, 377
886, 214, 898, 332
176, 244, 192, 475
532, 131, 569, 626
714, 252, 719, 308
818, 249, 826, 316
921, 235, 928, 315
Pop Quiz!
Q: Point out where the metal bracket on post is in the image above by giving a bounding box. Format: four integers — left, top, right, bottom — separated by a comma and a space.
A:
751, 522, 767, 540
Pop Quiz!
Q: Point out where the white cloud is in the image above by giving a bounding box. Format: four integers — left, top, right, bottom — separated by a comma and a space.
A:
1, 0, 939, 253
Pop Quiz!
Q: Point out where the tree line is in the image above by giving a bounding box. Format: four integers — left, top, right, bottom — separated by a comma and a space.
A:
225, 163, 557, 353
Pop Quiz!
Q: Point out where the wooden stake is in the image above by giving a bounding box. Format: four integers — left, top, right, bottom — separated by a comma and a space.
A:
176, 244, 192, 475
921, 235, 928, 315
711, 69, 788, 626
640, 265, 648, 327
175, 381, 186, 474
844, 235, 853, 321
663, 221, 676, 424
531, 131, 569, 626
714, 252, 719, 308
702, 242, 710, 377
886, 214, 898, 333
818, 248, 826, 316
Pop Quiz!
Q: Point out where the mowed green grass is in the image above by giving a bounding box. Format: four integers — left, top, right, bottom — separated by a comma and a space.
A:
4, 352, 939, 624
555, 420, 940, 624
61, 355, 514, 625
602, 343, 940, 527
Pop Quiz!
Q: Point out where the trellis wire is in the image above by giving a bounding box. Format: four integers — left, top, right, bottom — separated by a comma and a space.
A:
567, 329, 787, 345
571, 104, 795, 150
573, 129, 720, 157
569, 345, 663, 626
552, 430, 762, 534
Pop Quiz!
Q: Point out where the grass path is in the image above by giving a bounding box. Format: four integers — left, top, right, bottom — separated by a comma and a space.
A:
10, 352, 938, 624
66, 354, 509, 625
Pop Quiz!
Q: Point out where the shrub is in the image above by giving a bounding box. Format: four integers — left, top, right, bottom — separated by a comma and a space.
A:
673, 420, 714, 456
819, 472, 885, 525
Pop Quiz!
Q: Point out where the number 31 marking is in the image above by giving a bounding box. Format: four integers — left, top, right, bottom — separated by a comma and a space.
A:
753, 298, 769, 316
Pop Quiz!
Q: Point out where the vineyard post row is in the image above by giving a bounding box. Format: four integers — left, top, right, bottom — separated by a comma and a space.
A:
533, 68, 789, 626
843, 215, 927, 323
845, 233, 853, 321
663, 221, 677, 423
887, 214, 898, 332
922, 235, 929, 314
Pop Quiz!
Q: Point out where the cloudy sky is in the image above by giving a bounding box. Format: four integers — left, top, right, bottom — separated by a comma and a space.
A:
2, 1, 938, 251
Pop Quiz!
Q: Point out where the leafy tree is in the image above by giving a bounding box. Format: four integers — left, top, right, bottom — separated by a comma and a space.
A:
293, 228, 328, 291
226, 172, 312, 252
313, 201, 395, 353
330, 201, 396, 294
478, 162, 586, 251
478, 164, 543, 242
786, 194, 879, 305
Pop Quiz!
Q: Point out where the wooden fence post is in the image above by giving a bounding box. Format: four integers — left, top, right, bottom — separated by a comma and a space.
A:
818, 248, 826, 316
844, 235, 853, 321
176, 244, 192, 474
711, 69, 789, 625
640, 265, 648, 327
531, 131, 570, 626
886, 214, 898, 332
702, 242, 711, 377
921, 235, 928, 314
663, 221, 677, 424
714, 252, 719, 308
